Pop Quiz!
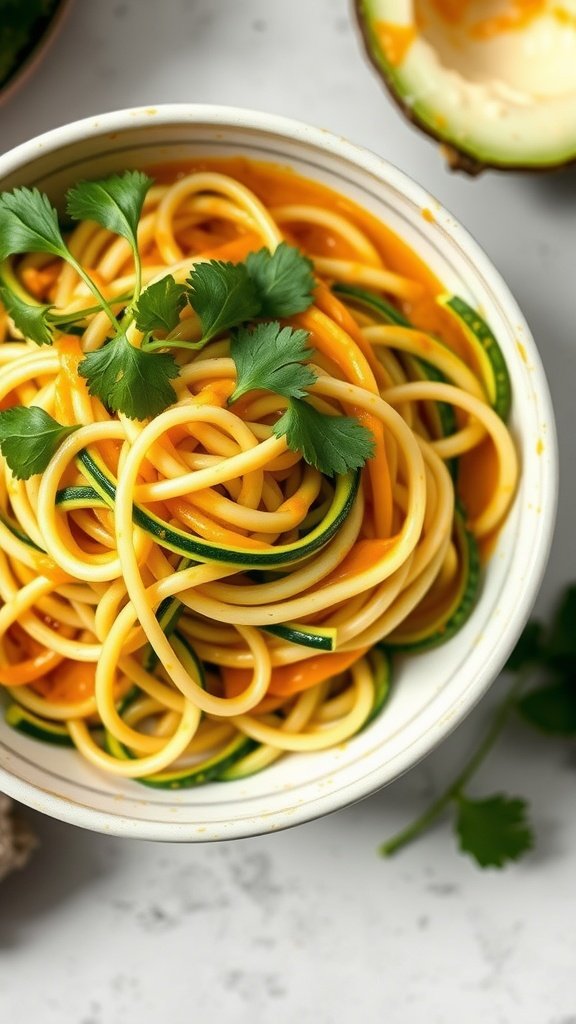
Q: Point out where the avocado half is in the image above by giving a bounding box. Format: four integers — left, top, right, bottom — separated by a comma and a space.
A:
355, 0, 576, 173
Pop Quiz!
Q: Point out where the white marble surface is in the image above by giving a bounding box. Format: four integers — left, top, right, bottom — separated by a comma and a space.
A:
1, 2, 576, 1021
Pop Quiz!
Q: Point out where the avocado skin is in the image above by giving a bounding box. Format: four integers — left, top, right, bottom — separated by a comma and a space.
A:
353, 0, 576, 176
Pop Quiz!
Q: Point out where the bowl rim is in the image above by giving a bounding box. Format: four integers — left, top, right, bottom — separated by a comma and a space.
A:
0, 104, 558, 841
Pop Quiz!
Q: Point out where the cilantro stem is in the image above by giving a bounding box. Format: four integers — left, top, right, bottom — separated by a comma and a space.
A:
134, 255, 142, 305
143, 337, 203, 353
66, 255, 121, 333
379, 672, 527, 857
49, 293, 132, 325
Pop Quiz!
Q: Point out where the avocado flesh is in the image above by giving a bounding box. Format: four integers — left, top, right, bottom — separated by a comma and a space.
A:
356, 0, 576, 171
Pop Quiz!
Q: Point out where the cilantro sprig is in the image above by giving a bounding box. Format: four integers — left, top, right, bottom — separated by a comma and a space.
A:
144, 244, 371, 477
66, 170, 152, 300
0, 185, 120, 329
380, 586, 576, 869
0, 172, 183, 433
145, 242, 316, 352
227, 321, 374, 476
0, 175, 373, 480
0, 172, 182, 424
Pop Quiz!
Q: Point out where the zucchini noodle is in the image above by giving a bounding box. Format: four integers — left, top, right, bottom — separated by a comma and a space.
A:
0, 158, 519, 787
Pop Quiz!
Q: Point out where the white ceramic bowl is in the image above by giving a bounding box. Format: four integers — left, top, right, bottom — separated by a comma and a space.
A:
0, 105, 557, 841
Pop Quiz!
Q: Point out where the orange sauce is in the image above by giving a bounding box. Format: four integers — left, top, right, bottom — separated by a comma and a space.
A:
33, 555, 72, 586
375, 22, 417, 65
166, 497, 271, 550
54, 335, 86, 424
0, 392, 18, 411
427, 0, 466, 22
316, 540, 396, 590
20, 262, 60, 301
148, 156, 468, 349
427, 0, 550, 38
457, 438, 502, 562
33, 660, 96, 702
471, 0, 547, 39
148, 157, 443, 291
0, 626, 65, 686
457, 436, 499, 512
223, 647, 370, 700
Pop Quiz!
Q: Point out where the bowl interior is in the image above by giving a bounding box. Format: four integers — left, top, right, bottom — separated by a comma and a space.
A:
0, 108, 556, 840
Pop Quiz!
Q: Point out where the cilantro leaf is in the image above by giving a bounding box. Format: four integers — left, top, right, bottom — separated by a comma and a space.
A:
133, 275, 187, 334
517, 681, 576, 735
78, 333, 179, 420
245, 243, 315, 317
66, 171, 152, 254
187, 260, 260, 345
0, 286, 54, 346
273, 399, 375, 477
0, 187, 67, 262
505, 620, 544, 673
455, 794, 534, 868
229, 322, 316, 404
0, 406, 78, 480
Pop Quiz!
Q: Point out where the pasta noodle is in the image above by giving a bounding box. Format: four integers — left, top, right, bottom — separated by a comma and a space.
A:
0, 159, 518, 787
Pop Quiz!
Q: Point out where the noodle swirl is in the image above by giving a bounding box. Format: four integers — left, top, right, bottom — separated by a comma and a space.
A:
0, 159, 518, 784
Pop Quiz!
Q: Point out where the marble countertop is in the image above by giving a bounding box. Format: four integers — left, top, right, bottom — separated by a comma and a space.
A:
1, 2, 575, 1022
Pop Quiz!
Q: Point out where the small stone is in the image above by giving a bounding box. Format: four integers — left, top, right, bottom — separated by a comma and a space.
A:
0, 793, 36, 882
